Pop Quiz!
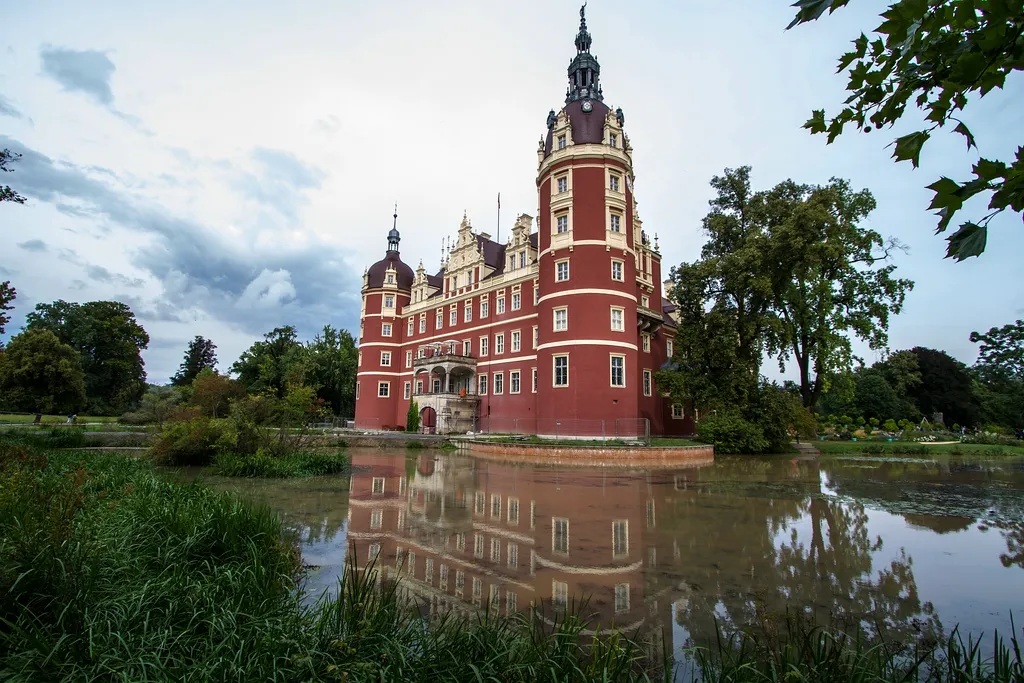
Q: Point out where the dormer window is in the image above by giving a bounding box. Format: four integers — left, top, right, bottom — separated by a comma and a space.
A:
557, 135, 567, 150
519, 251, 526, 268
609, 133, 617, 148
386, 274, 394, 284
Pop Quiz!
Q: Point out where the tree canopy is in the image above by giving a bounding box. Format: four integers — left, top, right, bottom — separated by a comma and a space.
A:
26, 300, 150, 414
790, 0, 1024, 260
0, 281, 14, 341
305, 325, 358, 417
230, 326, 306, 398
0, 328, 87, 414
171, 336, 218, 386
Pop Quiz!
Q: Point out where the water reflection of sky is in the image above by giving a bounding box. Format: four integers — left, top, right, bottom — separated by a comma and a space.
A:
196, 448, 1024, 671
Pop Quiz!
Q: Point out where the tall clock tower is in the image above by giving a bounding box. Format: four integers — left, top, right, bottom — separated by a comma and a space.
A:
534, 5, 645, 428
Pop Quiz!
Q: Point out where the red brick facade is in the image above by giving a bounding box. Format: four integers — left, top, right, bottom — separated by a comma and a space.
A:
354, 10, 695, 438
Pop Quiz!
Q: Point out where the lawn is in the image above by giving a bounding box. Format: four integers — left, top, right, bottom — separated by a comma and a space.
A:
815, 440, 1024, 457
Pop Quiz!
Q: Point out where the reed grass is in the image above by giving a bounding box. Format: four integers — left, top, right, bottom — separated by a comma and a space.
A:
211, 450, 349, 478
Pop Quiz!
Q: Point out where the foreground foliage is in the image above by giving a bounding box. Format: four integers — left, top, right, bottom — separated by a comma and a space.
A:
790, 0, 1024, 261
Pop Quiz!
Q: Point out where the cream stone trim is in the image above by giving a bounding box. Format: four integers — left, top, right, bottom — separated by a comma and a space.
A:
538, 288, 637, 304
538, 340, 638, 351
540, 241, 635, 259
356, 371, 416, 377
396, 313, 539, 347
534, 555, 644, 575
403, 268, 538, 316
358, 342, 402, 348
477, 354, 537, 368
538, 144, 632, 178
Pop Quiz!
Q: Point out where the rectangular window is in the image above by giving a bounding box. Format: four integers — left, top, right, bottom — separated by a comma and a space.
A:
643, 370, 652, 397
530, 501, 536, 529
557, 176, 568, 193
556, 214, 569, 233
508, 542, 519, 568
494, 372, 504, 394
554, 307, 568, 331
507, 590, 517, 615
425, 558, 434, 585
509, 255, 516, 271
642, 334, 651, 352
382, 323, 392, 337
415, 379, 423, 394
356, 382, 360, 399
554, 355, 568, 387
405, 350, 413, 367
611, 355, 625, 387
474, 533, 484, 559
495, 333, 505, 354
436, 310, 443, 329
480, 336, 489, 356
407, 318, 414, 336
510, 370, 521, 394
534, 285, 539, 305
378, 382, 390, 397
609, 174, 620, 192
404, 381, 412, 400
440, 564, 449, 589
450, 309, 457, 326
490, 538, 501, 562
474, 492, 485, 515
473, 577, 482, 606
491, 494, 501, 518
384, 295, 394, 308
553, 518, 569, 555
672, 404, 684, 419
611, 259, 624, 281
615, 584, 630, 613
463, 339, 471, 355
511, 330, 521, 352
369, 543, 381, 561
609, 133, 617, 147
508, 497, 520, 524
553, 580, 568, 608
557, 134, 566, 150
478, 373, 488, 395
512, 292, 521, 310
419, 316, 426, 333
532, 367, 538, 393
455, 570, 464, 596
380, 351, 392, 366
408, 552, 416, 575
465, 304, 472, 322
609, 213, 621, 232
610, 307, 624, 331
667, 339, 674, 357
372, 477, 385, 494
642, 294, 650, 308
370, 509, 383, 530
533, 326, 539, 349
520, 251, 526, 268
457, 532, 467, 551
613, 520, 629, 558
555, 260, 569, 281
497, 296, 506, 314
647, 500, 656, 529
481, 298, 489, 318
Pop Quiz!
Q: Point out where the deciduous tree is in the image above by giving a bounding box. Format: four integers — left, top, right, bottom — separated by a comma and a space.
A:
171, 336, 218, 386
306, 325, 358, 417
231, 326, 306, 398
25, 300, 150, 413
190, 369, 245, 418
768, 178, 913, 408
0, 280, 15, 342
0, 328, 86, 414
906, 346, 981, 426
789, 0, 1024, 260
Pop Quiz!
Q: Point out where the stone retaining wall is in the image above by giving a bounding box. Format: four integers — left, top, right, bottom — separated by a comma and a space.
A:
460, 440, 714, 468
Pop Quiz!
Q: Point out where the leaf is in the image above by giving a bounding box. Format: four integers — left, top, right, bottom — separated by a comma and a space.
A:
891, 131, 930, 167
926, 177, 962, 210
953, 121, 976, 150
836, 50, 859, 73
803, 109, 827, 134
944, 222, 987, 261
974, 158, 1006, 182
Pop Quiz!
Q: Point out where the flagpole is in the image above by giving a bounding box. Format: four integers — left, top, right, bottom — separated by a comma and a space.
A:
496, 192, 501, 245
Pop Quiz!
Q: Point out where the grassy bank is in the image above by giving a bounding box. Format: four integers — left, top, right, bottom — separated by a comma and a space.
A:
211, 450, 348, 477
0, 413, 119, 424
816, 441, 1024, 457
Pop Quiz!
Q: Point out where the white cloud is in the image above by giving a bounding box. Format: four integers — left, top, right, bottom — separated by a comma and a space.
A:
236, 268, 297, 310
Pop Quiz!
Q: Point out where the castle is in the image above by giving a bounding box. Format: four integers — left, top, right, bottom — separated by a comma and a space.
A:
354, 6, 692, 438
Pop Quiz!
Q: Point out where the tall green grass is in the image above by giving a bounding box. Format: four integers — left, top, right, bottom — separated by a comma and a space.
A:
212, 450, 349, 478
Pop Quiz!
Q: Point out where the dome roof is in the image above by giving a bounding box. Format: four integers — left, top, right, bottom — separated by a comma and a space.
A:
543, 97, 611, 156
366, 250, 414, 290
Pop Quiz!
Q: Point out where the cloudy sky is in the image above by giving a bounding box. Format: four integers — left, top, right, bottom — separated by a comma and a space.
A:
2, 0, 1022, 384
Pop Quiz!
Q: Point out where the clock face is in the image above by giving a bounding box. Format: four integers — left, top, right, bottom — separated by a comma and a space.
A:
582, 99, 593, 112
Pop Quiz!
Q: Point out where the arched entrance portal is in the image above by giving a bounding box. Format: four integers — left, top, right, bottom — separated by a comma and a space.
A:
420, 406, 437, 434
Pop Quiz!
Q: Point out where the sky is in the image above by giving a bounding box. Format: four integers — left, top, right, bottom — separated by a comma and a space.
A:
2, 0, 1022, 385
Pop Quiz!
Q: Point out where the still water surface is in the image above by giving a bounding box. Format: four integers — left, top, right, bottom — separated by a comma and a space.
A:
199, 447, 1024, 659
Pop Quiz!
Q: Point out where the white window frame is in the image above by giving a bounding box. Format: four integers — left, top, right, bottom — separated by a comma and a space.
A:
480, 336, 489, 356
450, 308, 457, 326
511, 291, 521, 310
480, 296, 489, 318
556, 175, 568, 193
555, 259, 569, 282
497, 296, 506, 314
610, 354, 626, 387
609, 212, 621, 233
553, 307, 568, 332
404, 381, 411, 400
510, 370, 521, 394
667, 339, 674, 357
511, 330, 521, 352
384, 294, 395, 308
478, 373, 488, 395
495, 333, 505, 355
465, 303, 472, 322
494, 371, 504, 395
532, 367, 538, 393
553, 354, 569, 387
642, 333, 651, 353
610, 306, 624, 332
672, 403, 684, 419
436, 310, 443, 329
556, 214, 569, 234
419, 315, 426, 333
557, 134, 566, 150
405, 350, 413, 368
381, 351, 392, 366
533, 325, 539, 349
463, 339, 471, 356
407, 318, 414, 336
552, 518, 569, 555
609, 132, 617, 148
642, 294, 650, 308
609, 173, 620, 192
611, 259, 624, 281
612, 520, 629, 558
382, 322, 392, 337
377, 382, 390, 398
643, 369, 652, 397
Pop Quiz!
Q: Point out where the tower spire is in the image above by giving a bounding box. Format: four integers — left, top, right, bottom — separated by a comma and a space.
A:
387, 203, 400, 252
566, 4, 602, 104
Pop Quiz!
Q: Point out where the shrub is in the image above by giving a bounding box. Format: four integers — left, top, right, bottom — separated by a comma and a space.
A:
212, 449, 348, 478
406, 400, 420, 433
150, 417, 226, 466
883, 419, 899, 433
697, 413, 768, 454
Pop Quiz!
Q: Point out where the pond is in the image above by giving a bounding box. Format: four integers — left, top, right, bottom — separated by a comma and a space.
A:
198, 447, 1024, 665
